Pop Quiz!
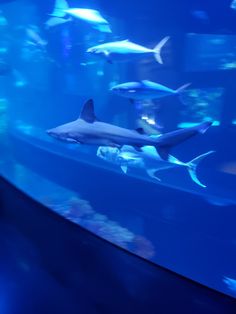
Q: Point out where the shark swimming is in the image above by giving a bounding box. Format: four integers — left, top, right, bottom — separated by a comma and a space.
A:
47, 99, 212, 160
46, 0, 111, 33
64, 8, 112, 33
110, 80, 191, 101
86, 37, 170, 64
97, 145, 215, 188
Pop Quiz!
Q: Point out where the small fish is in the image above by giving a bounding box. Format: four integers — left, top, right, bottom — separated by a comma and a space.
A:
64, 8, 112, 33
111, 80, 191, 101
86, 37, 170, 64
25, 25, 47, 48
97, 145, 215, 188
47, 99, 212, 158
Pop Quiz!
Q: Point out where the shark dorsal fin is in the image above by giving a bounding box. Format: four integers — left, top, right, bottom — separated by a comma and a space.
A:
79, 99, 97, 123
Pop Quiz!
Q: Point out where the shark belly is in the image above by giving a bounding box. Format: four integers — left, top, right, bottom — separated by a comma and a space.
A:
108, 51, 152, 62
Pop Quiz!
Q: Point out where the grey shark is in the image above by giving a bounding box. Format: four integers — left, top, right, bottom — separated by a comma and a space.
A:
46, 99, 212, 159
97, 145, 215, 188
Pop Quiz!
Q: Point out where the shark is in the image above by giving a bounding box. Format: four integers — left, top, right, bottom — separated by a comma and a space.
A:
47, 99, 212, 160
110, 80, 191, 102
46, 0, 111, 33
97, 145, 215, 188
86, 37, 170, 64
64, 8, 112, 33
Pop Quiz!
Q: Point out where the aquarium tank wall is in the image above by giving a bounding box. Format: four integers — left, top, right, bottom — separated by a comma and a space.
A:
0, 0, 236, 300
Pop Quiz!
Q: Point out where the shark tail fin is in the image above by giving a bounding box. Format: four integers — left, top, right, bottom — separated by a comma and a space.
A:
153, 36, 170, 64
186, 151, 215, 188
154, 121, 212, 160
175, 83, 191, 94
50, 0, 69, 17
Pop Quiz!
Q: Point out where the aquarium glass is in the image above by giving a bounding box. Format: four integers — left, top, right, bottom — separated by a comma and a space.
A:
0, 0, 236, 299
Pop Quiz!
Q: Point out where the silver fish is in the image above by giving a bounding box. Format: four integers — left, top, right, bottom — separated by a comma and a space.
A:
111, 80, 191, 101
48, 0, 111, 33
97, 145, 215, 188
86, 37, 170, 64
64, 8, 112, 33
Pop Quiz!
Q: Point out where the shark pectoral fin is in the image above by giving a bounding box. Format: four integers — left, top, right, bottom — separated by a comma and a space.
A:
135, 127, 146, 135
103, 50, 112, 63
104, 50, 110, 57
66, 138, 80, 144
79, 99, 98, 123
147, 169, 161, 181
121, 165, 128, 174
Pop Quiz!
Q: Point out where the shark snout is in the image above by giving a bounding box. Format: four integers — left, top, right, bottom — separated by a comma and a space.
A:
46, 129, 54, 136
110, 86, 122, 93
46, 128, 60, 140
86, 47, 96, 54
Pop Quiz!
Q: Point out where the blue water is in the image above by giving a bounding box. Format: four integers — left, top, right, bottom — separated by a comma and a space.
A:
0, 0, 236, 299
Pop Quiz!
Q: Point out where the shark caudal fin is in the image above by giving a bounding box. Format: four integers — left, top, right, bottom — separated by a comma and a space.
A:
175, 83, 192, 94
153, 36, 170, 64
50, 0, 69, 17
186, 151, 215, 188
154, 121, 212, 160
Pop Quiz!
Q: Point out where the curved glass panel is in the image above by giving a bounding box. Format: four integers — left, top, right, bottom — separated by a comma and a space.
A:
0, 0, 236, 298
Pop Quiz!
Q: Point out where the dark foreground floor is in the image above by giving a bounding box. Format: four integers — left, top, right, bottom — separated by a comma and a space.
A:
0, 176, 236, 314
